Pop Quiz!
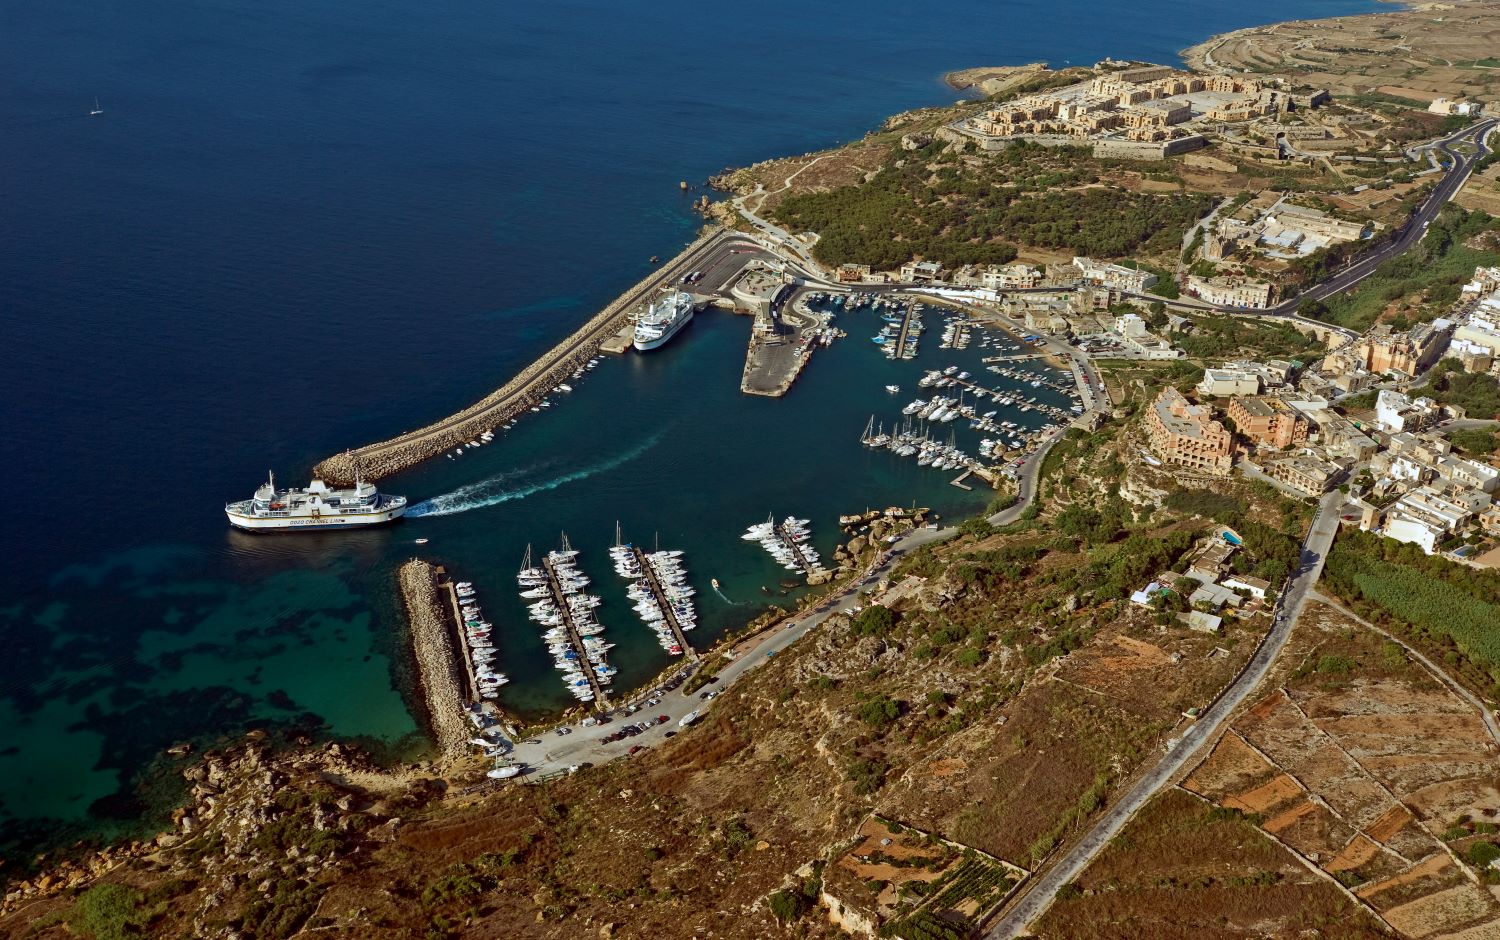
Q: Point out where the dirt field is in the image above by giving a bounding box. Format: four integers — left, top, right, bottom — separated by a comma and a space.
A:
1179, 602, 1500, 937
1183, 1, 1500, 108
1457, 162, 1500, 216
1034, 787, 1386, 939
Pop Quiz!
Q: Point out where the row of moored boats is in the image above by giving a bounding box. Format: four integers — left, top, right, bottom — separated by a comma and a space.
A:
455, 582, 510, 699
518, 545, 615, 705
610, 541, 697, 657
743, 515, 826, 577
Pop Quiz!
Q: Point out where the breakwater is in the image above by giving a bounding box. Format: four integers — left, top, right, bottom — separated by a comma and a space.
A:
314, 226, 733, 485
398, 559, 469, 761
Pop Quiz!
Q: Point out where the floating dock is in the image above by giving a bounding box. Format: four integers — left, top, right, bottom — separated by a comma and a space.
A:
541, 553, 612, 710
632, 547, 699, 661
776, 521, 827, 578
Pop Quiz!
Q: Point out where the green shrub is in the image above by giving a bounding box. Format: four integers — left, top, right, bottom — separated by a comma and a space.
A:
767, 887, 812, 923
847, 758, 890, 795
1467, 841, 1500, 869
857, 696, 903, 728
67, 884, 164, 940
853, 605, 897, 637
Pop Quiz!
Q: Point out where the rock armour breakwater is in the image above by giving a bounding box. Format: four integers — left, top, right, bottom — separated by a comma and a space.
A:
398, 559, 469, 761
314, 226, 731, 485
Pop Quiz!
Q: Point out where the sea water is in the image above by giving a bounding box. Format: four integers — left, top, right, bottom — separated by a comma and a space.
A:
0, 0, 1381, 856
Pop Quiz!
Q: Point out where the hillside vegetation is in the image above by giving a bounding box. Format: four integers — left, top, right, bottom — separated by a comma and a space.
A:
770, 141, 1214, 270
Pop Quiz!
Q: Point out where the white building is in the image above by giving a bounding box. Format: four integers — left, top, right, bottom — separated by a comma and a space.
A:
1374, 389, 1441, 434
1073, 256, 1157, 293
1198, 367, 1261, 397
1382, 486, 1477, 554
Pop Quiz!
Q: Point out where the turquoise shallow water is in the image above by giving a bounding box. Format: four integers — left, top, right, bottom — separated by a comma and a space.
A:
0, 0, 1383, 857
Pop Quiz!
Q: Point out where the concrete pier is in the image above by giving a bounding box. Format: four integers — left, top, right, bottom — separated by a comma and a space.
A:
892, 303, 918, 358
541, 555, 612, 710
397, 560, 469, 761
776, 522, 826, 579
741, 286, 821, 397
314, 227, 742, 485
631, 547, 698, 661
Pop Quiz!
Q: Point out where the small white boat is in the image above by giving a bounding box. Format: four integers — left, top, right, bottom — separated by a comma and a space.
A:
89, 97, 104, 116
415, 538, 429, 545
487, 765, 522, 780
885, 385, 900, 394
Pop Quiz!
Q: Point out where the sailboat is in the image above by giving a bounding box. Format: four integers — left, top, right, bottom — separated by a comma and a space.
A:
89, 97, 104, 116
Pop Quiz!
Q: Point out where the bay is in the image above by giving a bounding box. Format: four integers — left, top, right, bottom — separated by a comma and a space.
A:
0, 0, 1380, 855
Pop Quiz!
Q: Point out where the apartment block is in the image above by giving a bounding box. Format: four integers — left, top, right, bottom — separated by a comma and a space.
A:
1185, 274, 1274, 309
1145, 388, 1235, 475
1257, 452, 1350, 497
1226, 396, 1309, 449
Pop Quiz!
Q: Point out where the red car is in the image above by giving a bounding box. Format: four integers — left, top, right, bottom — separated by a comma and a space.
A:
656, 715, 670, 725
629, 744, 646, 755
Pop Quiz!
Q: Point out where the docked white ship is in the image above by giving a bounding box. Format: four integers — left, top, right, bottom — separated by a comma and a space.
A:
225, 472, 407, 531
632, 291, 695, 352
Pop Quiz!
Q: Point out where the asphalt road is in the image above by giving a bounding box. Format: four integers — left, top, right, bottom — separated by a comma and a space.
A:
1262, 117, 1495, 318
507, 524, 955, 774
985, 488, 1345, 938
506, 336, 1106, 776
743, 118, 1495, 340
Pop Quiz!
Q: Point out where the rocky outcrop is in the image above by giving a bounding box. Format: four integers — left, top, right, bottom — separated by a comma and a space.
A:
1, 735, 390, 921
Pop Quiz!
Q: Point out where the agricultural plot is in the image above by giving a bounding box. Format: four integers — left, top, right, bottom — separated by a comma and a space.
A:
1182, 603, 1500, 937
822, 815, 1026, 939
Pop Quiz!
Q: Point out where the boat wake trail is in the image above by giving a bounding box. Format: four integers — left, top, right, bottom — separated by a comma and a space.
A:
712, 585, 744, 606
407, 432, 666, 518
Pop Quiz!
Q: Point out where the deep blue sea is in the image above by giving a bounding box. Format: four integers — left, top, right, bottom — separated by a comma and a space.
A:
0, 0, 1381, 857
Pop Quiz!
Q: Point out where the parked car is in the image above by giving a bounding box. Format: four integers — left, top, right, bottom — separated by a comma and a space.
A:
656, 715, 670, 725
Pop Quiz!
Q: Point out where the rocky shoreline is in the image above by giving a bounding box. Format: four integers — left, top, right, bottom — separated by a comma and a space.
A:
0, 734, 395, 923
398, 560, 469, 764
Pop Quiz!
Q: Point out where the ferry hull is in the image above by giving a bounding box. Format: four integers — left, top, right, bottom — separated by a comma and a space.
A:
632, 306, 694, 352
226, 505, 407, 532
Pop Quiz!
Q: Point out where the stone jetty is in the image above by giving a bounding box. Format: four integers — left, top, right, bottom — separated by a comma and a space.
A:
314, 226, 732, 485
398, 559, 469, 761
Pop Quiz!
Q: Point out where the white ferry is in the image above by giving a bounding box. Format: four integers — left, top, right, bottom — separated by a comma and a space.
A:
632, 291, 695, 352
225, 471, 407, 532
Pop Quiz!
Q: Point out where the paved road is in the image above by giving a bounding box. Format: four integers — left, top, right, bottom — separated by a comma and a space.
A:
507, 345, 1105, 776
1260, 118, 1495, 319
985, 488, 1345, 938
507, 525, 957, 774
747, 119, 1494, 341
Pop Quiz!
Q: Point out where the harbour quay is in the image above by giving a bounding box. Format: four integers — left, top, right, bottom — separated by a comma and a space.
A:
739, 273, 836, 397
314, 226, 770, 485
